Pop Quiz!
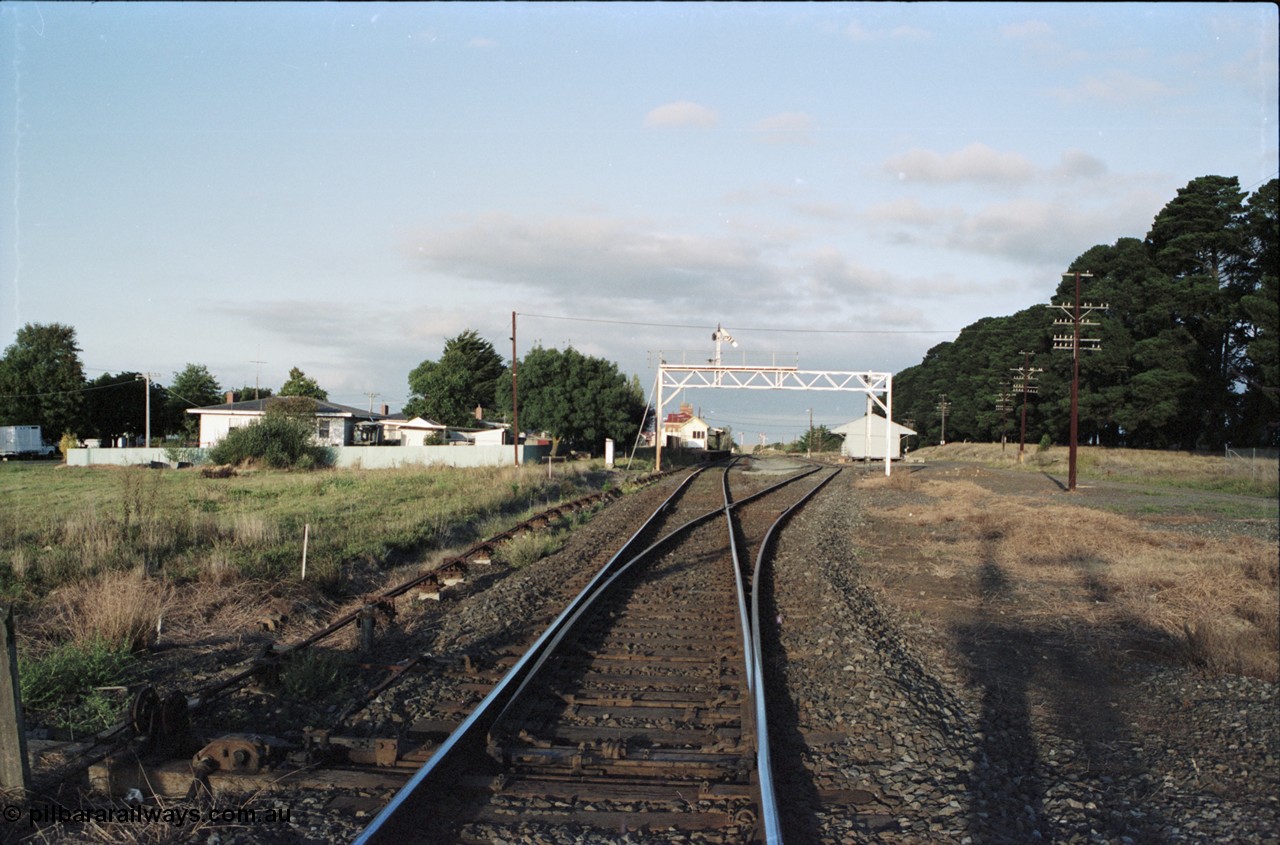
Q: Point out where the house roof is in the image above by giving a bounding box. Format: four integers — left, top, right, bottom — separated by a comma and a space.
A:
187, 397, 386, 419
397, 416, 447, 431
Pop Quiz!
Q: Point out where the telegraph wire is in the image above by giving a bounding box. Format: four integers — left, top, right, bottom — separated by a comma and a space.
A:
517, 312, 959, 334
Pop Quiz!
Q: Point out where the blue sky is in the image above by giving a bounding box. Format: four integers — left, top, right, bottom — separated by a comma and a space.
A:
2, 2, 1276, 443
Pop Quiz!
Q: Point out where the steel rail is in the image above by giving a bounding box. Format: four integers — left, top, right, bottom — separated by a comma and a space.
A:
750, 467, 842, 844
185, 483, 651, 711
723, 464, 757, 697
353, 465, 709, 845
355, 459, 828, 843
486, 459, 819, 746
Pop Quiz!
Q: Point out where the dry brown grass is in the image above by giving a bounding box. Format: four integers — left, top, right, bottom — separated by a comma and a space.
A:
44, 568, 176, 653
912, 442, 1279, 496
863, 477, 1279, 681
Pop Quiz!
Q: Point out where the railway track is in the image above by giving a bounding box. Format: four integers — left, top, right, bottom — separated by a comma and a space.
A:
356, 460, 839, 844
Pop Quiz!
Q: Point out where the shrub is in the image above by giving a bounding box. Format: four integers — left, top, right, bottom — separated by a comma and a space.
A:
207, 412, 330, 469
1037, 433, 1053, 452
20, 638, 133, 734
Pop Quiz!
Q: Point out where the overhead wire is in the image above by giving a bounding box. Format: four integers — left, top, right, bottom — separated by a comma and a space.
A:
516, 312, 960, 334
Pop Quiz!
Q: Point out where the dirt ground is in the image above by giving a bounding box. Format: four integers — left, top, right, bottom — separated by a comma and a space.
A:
841, 460, 1278, 843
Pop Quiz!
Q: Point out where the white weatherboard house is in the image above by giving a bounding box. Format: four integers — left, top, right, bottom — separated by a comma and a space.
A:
187, 397, 386, 448
831, 414, 917, 460
662, 402, 724, 450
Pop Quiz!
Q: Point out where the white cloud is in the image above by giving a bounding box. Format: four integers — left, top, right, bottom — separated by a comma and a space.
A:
406, 213, 779, 304
1052, 150, 1109, 180
804, 248, 985, 305
943, 197, 1137, 265
643, 101, 719, 128
882, 145, 1111, 187
862, 197, 956, 227
789, 201, 848, 222
467, 37, 498, 49
885, 143, 1037, 185
752, 112, 815, 145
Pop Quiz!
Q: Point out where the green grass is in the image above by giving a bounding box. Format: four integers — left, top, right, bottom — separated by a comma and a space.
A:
0, 459, 643, 738
915, 442, 1279, 499
279, 648, 355, 701
19, 638, 134, 735
0, 461, 618, 601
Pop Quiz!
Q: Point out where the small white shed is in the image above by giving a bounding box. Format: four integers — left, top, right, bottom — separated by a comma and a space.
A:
831, 414, 916, 460
396, 417, 448, 446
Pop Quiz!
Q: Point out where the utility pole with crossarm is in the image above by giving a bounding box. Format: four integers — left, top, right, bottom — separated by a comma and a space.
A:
1011, 352, 1042, 464
1049, 271, 1108, 491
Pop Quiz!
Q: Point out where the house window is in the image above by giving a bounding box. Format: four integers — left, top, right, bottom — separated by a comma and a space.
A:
693, 430, 705, 440
317, 420, 331, 439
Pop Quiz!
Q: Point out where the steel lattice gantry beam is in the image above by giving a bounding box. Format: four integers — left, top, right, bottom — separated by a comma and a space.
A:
656, 364, 895, 475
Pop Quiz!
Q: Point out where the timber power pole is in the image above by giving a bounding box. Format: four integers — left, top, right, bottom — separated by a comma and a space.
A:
250, 359, 266, 402
135, 372, 157, 449
511, 312, 519, 467
1049, 271, 1107, 492
936, 394, 951, 446
1012, 352, 1042, 464
995, 381, 1013, 453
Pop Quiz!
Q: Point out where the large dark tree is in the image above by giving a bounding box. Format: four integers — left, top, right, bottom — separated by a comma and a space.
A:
496, 345, 646, 456
279, 367, 328, 401
1235, 179, 1279, 444
164, 363, 224, 438
1142, 175, 1251, 448
230, 386, 274, 403
894, 306, 1051, 447
405, 330, 505, 426
0, 322, 87, 439
895, 176, 1278, 450
82, 371, 164, 444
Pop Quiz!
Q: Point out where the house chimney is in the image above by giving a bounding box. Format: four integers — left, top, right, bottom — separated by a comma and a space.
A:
225, 391, 235, 404
381, 404, 389, 416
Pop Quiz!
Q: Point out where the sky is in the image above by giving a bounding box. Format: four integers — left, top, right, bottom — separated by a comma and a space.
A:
2, 2, 1276, 444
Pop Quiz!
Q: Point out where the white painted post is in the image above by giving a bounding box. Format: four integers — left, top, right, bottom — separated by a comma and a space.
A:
604, 438, 614, 468
655, 369, 664, 472
301, 524, 310, 580
885, 374, 893, 476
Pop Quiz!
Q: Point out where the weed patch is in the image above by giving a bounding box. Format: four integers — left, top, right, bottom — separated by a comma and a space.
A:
497, 531, 566, 568
20, 639, 133, 735
279, 648, 354, 701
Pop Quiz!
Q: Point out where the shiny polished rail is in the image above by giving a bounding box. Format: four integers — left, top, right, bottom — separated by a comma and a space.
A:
356, 461, 833, 844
